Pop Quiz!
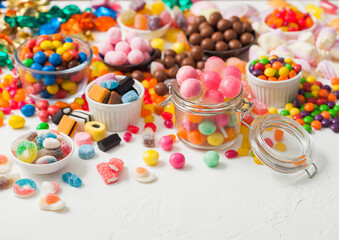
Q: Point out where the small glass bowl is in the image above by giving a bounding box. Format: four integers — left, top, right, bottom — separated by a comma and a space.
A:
14, 35, 93, 103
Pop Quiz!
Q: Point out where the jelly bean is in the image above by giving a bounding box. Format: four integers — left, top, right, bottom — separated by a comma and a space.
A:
198, 119, 216, 135
253, 156, 263, 165
264, 138, 274, 148
274, 130, 284, 141
123, 132, 132, 142
275, 142, 286, 152
225, 150, 238, 159
38, 109, 49, 122
127, 125, 139, 134
143, 150, 159, 166
203, 151, 219, 167
237, 148, 250, 156
8, 115, 25, 129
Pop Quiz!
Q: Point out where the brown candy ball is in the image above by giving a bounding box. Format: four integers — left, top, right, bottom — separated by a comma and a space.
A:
155, 59, 164, 65
232, 21, 244, 35
211, 32, 224, 42
68, 60, 79, 69
242, 22, 253, 32
229, 16, 240, 23
175, 52, 188, 65
164, 49, 177, 58
215, 41, 228, 51
167, 67, 179, 78
240, 32, 254, 45
164, 56, 176, 68
154, 48, 162, 59
154, 82, 169, 96
185, 23, 199, 35
181, 57, 196, 67
189, 33, 202, 45
131, 70, 144, 82
200, 26, 214, 38
208, 12, 222, 27
217, 19, 232, 32
190, 46, 204, 61
153, 69, 168, 82
194, 15, 207, 26
201, 38, 215, 51
55, 66, 66, 71
196, 60, 206, 70
199, 22, 211, 31
228, 39, 242, 49
224, 29, 237, 42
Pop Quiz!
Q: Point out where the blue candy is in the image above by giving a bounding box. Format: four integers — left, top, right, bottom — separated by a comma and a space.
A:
78, 144, 95, 160
100, 80, 118, 90
121, 90, 139, 103
49, 53, 62, 66
35, 135, 45, 146
94, 7, 117, 19
31, 63, 43, 80
39, 17, 62, 35
15, 178, 37, 189
64, 38, 73, 43
40, 89, 52, 98
33, 51, 47, 65
78, 52, 87, 63
44, 77, 56, 86
45, 132, 57, 139
62, 172, 82, 188
42, 65, 55, 72
20, 104, 35, 117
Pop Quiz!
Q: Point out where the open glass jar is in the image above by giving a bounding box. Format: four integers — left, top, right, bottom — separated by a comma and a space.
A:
162, 82, 317, 178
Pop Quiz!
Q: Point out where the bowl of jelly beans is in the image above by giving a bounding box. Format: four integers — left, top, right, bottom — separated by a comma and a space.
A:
246, 55, 303, 108
263, 7, 316, 39
10, 130, 75, 174
117, 0, 173, 40
14, 34, 93, 102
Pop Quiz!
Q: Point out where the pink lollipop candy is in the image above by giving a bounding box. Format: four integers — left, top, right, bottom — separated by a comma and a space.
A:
204, 56, 225, 74
202, 89, 224, 104
219, 76, 242, 99
220, 66, 241, 81
115, 41, 131, 55
181, 117, 198, 131
201, 71, 221, 90
180, 78, 202, 100
176, 66, 198, 85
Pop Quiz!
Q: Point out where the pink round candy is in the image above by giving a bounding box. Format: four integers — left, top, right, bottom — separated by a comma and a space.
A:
110, 51, 128, 65
130, 37, 146, 52
202, 89, 224, 104
36, 100, 49, 111
126, 31, 138, 43
123, 132, 132, 142
180, 78, 202, 100
159, 135, 174, 151
169, 153, 185, 169
220, 66, 241, 80
128, 50, 144, 65
143, 39, 153, 53
98, 41, 114, 55
176, 66, 198, 85
181, 117, 198, 131
204, 56, 225, 74
143, 52, 151, 61
26, 99, 35, 105
225, 150, 238, 159
107, 27, 122, 44
1, 107, 11, 115
38, 110, 49, 122
151, 61, 165, 75
74, 132, 92, 147
115, 41, 131, 55
219, 76, 242, 98
201, 71, 221, 90
196, 69, 203, 79
47, 105, 59, 117
214, 114, 230, 127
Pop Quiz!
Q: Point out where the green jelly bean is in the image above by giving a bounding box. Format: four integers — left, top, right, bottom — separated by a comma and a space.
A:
36, 122, 49, 130
22, 58, 34, 67
303, 124, 312, 133
329, 109, 338, 118
300, 105, 305, 111
285, 63, 292, 71
203, 151, 219, 167
303, 116, 314, 124
319, 104, 329, 112
280, 109, 290, 116
250, 60, 258, 66
259, 58, 269, 65
0, 110, 4, 119
198, 119, 216, 135
313, 104, 319, 110
311, 110, 320, 117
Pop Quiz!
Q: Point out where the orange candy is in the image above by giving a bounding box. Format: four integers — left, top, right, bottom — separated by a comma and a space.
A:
52, 34, 63, 41
278, 75, 288, 81
148, 78, 157, 88
134, 14, 148, 30
272, 61, 282, 70
318, 89, 328, 98
328, 93, 337, 102
268, 77, 277, 81
154, 105, 164, 115
0, 117, 3, 127
305, 17, 314, 28
311, 120, 322, 130
92, 46, 99, 55
225, 57, 247, 74
19, 47, 31, 61
224, 127, 237, 141
296, 94, 305, 104
177, 126, 188, 140
70, 102, 82, 110
258, 75, 268, 80
55, 101, 69, 109
94, 16, 117, 31
304, 103, 315, 112
14, 94, 25, 102
264, 63, 272, 69
62, 51, 73, 62
186, 113, 203, 123
33, 46, 42, 54
169, 134, 176, 142
44, 50, 55, 58
288, 70, 297, 78
141, 109, 152, 117
187, 130, 206, 145
0, 99, 9, 107
296, 119, 304, 125
321, 111, 330, 119
331, 78, 339, 85
274, 129, 284, 141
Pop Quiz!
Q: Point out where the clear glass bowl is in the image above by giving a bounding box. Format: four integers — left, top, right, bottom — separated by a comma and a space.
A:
14, 35, 93, 103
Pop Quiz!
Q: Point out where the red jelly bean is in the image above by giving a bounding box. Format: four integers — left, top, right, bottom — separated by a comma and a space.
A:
164, 119, 173, 128
47, 105, 59, 117
36, 100, 49, 110
38, 110, 49, 122
225, 150, 238, 159
144, 122, 157, 132
9, 100, 18, 110
127, 125, 139, 134
264, 137, 274, 148
18, 101, 26, 109
123, 132, 132, 142
161, 111, 173, 120
1, 107, 11, 115
26, 99, 36, 106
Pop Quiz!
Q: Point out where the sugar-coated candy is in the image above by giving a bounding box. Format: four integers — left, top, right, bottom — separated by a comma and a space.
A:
78, 144, 95, 160
20, 104, 36, 117
100, 80, 119, 90
16, 140, 38, 163
132, 167, 156, 183
158, 135, 174, 151
97, 133, 121, 152
74, 132, 92, 147
43, 138, 60, 149
169, 153, 185, 169
35, 156, 57, 164
123, 132, 132, 142
107, 27, 122, 45
143, 127, 155, 147
143, 150, 159, 166
39, 193, 65, 211
69, 110, 93, 132
204, 151, 219, 167
62, 172, 82, 188
0, 155, 10, 173
8, 115, 25, 129
97, 162, 119, 184
0, 174, 20, 190
225, 150, 238, 159
38, 148, 63, 160
108, 158, 124, 172
121, 90, 139, 103
57, 115, 78, 137
52, 107, 72, 124
42, 181, 60, 194
13, 178, 37, 198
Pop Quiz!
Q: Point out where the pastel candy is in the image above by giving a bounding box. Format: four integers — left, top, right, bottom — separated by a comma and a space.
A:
132, 167, 156, 183
97, 162, 119, 184
16, 140, 37, 163
78, 144, 95, 160
107, 27, 122, 44
315, 27, 336, 50
95, 73, 117, 85
108, 158, 124, 172
35, 156, 57, 164
258, 29, 287, 51
13, 178, 37, 198
41, 181, 60, 194
115, 41, 131, 55
316, 60, 339, 79
0, 155, 10, 173
43, 138, 60, 149
248, 45, 267, 61
127, 50, 144, 65
100, 80, 119, 90
62, 172, 82, 187
121, 90, 139, 103
74, 132, 92, 146
98, 40, 114, 55
38, 148, 63, 160
60, 140, 72, 157
0, 174, 20, 190
176, 66, 198, 85
39, 193, 65, 211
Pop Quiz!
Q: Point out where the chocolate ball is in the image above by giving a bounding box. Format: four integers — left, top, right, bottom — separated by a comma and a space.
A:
228, 39, 242, 49
211, 32, 224, 42
68, 60, 79, 69
208, 12, 222, 27
194, 15, 207, 25
200, 26, 214, 38
181, 57, 196, 67
175, 52, 188, 65
201, 38, 215, 51
189, 33, 202, 45
154, 82, 169, 96
168, 67, 179, 78
232, 21, 244, 35
55, 66, 66, 71
197, 60, 206, 70
229, 16, 240, 23
155, 59, 164, 65
215, 41, 228, 51
185, 23, 199, 35
164, 49, 177, 58
164, 56, 176, 68
217, 19, 232, 32
131, 70, 144, 82
224, 29, 237, 42
190, 46, 204, 61
199, 22, 211, 31
240, 32, 254, 45
153, 69, 167, 82
242, 22, 253, 32
154, 48, 162, 59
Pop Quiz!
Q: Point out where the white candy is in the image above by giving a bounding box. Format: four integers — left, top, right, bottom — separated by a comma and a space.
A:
43, 138, 60, 149
41, 181, 60, 194
132, 167, 156, 183
316, 27, 336, 50
39, 193, 65, 211
35, 156, 57, 164
0, 163, 10, 173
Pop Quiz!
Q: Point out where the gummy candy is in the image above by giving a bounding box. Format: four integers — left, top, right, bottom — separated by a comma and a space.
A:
62, 172, 82, 188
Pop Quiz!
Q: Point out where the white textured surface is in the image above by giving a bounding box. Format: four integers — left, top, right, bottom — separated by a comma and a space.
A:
1, 1, 339, 240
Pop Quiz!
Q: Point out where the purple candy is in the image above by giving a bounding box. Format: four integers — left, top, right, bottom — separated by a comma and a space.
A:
278, 57, 284, 63
328, 101, 335, 109
330, 123, 339, 133
322, 85, 332, 92
321, 119, 331, 128
333, 91, 339, 99
298, 89, 306, 95
314, 114, 323, 121
250, 65, 255, 72
300, 110, 310, 118
293, 98, 301, 108
332, 117, 339, 125
252, 69, 262, 77
270, 59, 278, 64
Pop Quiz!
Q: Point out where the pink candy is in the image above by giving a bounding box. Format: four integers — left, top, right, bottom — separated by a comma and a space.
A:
74, 132, 92, 147
107, 27, 122, 44
97, 163, 119, 184
126, 31, 138, 43
225, 150, 238, 159
108, 51, 127, 65
201, 71, 221, 90
181, 117, 198, 131
36, 100, 49, 111
176, 66, 198, 85
219, 76, 242, 98
123, 132, 132, 142
204, 56, 225, 74
115, 41, 131, 55
202, 89, 224, 104
128, 50, 144, 65
38, 110, 49, 122
98, 41, 114, 55
220, 66, 241, 80
159, 135, 174, 151
179, 78, 202, 100
264, 138, 274, 148
60, 140, 72, 158
130, 37, 146, 52
169, 153, 185, 169
214, 114, 230, 127
108, 158, 124, 172
95, 73, 117, 85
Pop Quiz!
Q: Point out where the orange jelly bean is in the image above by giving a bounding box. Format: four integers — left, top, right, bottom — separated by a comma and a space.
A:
70, 102, 82, 110
186, 113, 203, 123
274, 129, 284, 141
177, 126, 188, 140
55, 101, 69, 109
224, 127, 237, 141
154, 105, 164, 115
141, 109, 152, 117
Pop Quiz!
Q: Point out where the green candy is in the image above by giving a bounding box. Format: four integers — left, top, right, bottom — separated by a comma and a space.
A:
22, 59, 34, 67
329, 109, 338, 118
203, 151, 219, 167
198, 119, 216, 135
280, 109, 290, 116
285, 63, 293, 71
300, 77, 306, 84
333, 105, 339, 112
37, 145, 44, 151
16, 140, 37, 163
311, 110, 320, 117
259, 58, 269, 65
300, 105, 305, 111
36, 122, 49, 130
250, 60, 258, 66
313, 104, 319, 110
304, 92, 312, 99
303, 124, 312, 133
319, 104, 329, 112
303, 116, 313, 124
0, 110, 4, 119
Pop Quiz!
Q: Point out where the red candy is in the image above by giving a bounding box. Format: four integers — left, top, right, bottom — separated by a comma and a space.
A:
127, 125, 139, 134
164, 119, 173, 128
97, 162, 119, 184
161, 111, 172, 120
38, 110, 49, 122
36, 100, 49, 110
225, 150, 238, 159
264, 138, 274, 148
144, 122, 157, 132
47, 105, 59, 117
123, 132, 132, 142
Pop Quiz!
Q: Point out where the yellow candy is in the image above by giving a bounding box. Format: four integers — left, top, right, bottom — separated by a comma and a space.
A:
143, 104, 155, 113
306, 4, 323, 19
268, 56, 278, 60
56, 47, 66, 55
275, 142, 286, 152
68, 88, 78, 95
278, 67, 289, 76
52, 40, 62, 49
289, 108, 300, 116
144, 115, 155, 123
284, 58, 293, 64
46, 84, 59, 95
141, 80, 149, 88
61, 81, 76, 91
311, 90, 318, 98
286, 115, 293, 119
207, 132, 224, 146
63, 42, 75, 51
306, 76, 316, 84
237, 148, 250, 156
258, 55, 268, 60
311, 85, 320, 91
268, 107, 278, 114
241, 141, 251, 149
25, 73, 37, 83
149, 88, 155, 95
151, 38, 165, 50
143, 150, 159, 166
285, 103, 293, 111
172, 42, 185, 54
240, 125, 249, 135
8, 115, 25, 129
74, 97, 85, 106
165, 29, 181, 42
3, 74, 13, 83
264, 68, 276, 77
280, 26, 289, 32
151, 1, 165, 15
332, 84, 339, 91
2, 90, 10, 100
40, 40, 53, 50
253, 156, 263, 165
299, 83, 303, 89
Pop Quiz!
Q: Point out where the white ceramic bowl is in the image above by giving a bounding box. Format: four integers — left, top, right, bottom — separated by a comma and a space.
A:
246, 58, 302, 108
85, 76, 145, 132
10, 131, 75, 174
262, 11, 317, 40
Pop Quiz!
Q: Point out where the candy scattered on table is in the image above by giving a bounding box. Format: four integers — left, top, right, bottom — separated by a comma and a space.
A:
132, 167, 156, 183
62, 172, 82, 188
0, 174, 20, 190
39, 193, 66, 211
203, 151, 219, 167
143, 149, 159, 166
12, 178, 37, 198
78, 144, 95, 160
42, 181, 60, 194
169, 152, 185, 169
0, 155, 10, 173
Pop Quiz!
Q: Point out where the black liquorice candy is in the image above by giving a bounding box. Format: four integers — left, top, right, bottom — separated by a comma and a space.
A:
97, 133, 121, 152
52, 107, 72, 125
115, 76, 134, 95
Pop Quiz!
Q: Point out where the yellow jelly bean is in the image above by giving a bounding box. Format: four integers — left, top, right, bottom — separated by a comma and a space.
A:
74, 97, 85, 106
207, 132, 224, 146
280, 26, 289, 32
143, 104, 155, 113
143, 150, 159, 166
25, 73, 37, 83
141, 80, 149, 88
289, 108, 300, 116
8, 115, 25, 129
61, 81, 76, 91
165, 28, 181, 42
278, 67, 289, 76
284, 58, 293, 64
2, 90, 10, 100
52, 40, 62, 49
149, 88, 155, 95
285, 103, 293, 111
68, 88, 78, 95
237, 147, 250, 156
241, 141, 251, 149
253, 156, 263, 165
268, 56, 278, 60
46, 84, 59, 95
63, 42, 75, 51
275, 142, 287, 152
268, 107, 278, 114
286, 115, 293, 119
306, 76, 316, 83
172, 42, 185, 54
144, 115, 155, 123
240, 125, 249, 135
151, 38, 165, 50
40, 40, 53, 50
332, 84, 339, 91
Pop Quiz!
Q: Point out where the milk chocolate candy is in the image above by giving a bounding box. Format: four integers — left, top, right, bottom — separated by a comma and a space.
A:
97, 133, 121, 152
108, 91, 122, 104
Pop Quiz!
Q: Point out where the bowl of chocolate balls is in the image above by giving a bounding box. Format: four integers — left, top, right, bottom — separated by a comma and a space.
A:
186, 12, 256, 59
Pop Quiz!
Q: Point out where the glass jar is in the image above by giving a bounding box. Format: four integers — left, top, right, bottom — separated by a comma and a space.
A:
162, 82, 317, 178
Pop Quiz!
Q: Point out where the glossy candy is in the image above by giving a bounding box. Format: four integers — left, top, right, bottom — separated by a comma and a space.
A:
158, 135, 174, 151
203, 151, 219, 167
225, 150, 238, 159
169, 153, 185, 169
8, 115, 25, 129
143, 150, 159, 166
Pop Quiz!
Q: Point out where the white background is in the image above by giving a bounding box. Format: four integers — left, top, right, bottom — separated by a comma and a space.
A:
1, 1, 339, 240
